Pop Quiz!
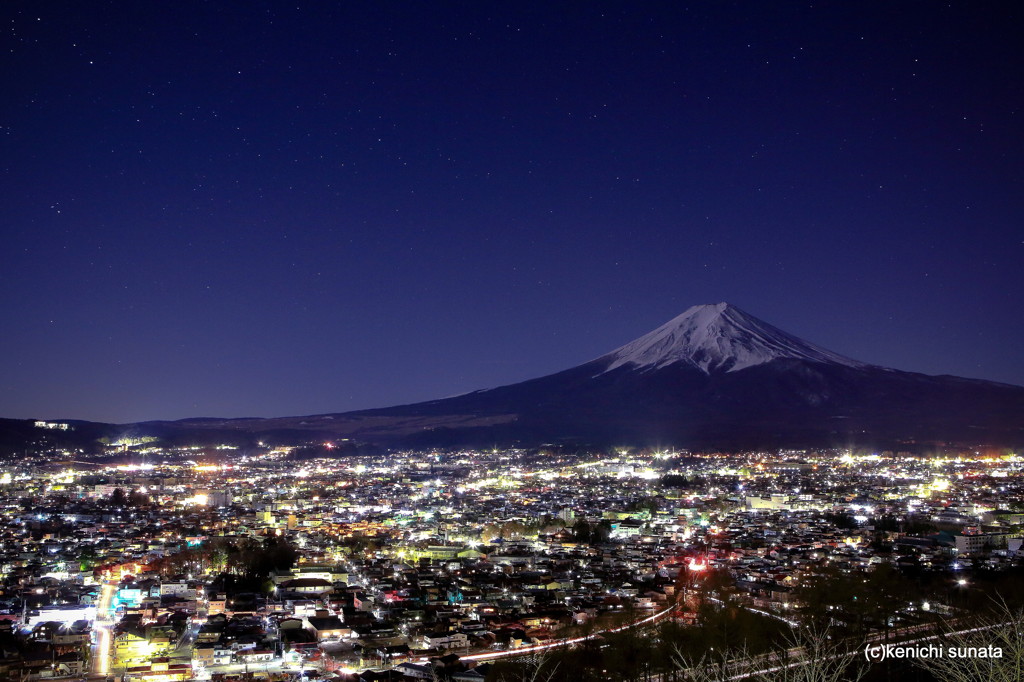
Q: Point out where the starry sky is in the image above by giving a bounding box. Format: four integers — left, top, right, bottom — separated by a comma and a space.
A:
3, 2, 1022, 423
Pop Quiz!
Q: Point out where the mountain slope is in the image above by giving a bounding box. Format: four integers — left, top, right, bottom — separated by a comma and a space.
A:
319, 303, 1024, 448
7, 303, 1023, 452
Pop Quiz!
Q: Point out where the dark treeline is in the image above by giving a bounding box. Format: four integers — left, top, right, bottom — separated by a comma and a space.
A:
147, 535, 298, 594
482, 564, 1024, 682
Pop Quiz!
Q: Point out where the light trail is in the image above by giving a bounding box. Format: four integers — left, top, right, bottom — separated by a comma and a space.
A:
95, 625, 111, 676
91, 582, 117, 676
420, 605, 676, 664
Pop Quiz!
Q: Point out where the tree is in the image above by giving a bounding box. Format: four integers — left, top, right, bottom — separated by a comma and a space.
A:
759, 626, 866, 682
602, 626, 655, 681
572, 519, 592, 543
77, 546, 97, 571
673, 626, 866, 682
490, 652, 558, 682
501, 520, 528, 540
912, 599, 1024, 682
108, 487, 128, 507
481, 523, 501, 544
823, 512, 858, 530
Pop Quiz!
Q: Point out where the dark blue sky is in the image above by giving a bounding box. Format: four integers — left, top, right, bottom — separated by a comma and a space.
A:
3, 2, 1022, 423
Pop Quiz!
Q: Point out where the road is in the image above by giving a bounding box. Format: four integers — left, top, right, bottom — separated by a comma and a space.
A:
88, 582, 118, 680
423, 604, 677, 664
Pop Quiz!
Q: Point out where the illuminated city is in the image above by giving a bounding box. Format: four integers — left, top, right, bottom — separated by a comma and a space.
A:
2, 443, 1024, 680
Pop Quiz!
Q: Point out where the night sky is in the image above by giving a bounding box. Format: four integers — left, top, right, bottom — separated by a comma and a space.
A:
3, 2, 1022, 423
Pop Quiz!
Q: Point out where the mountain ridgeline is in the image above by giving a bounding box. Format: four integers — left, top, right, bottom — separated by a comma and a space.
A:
6, 304, 1024, 453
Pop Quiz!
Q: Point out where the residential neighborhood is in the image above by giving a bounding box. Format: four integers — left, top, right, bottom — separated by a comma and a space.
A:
2, 445, 1023, 680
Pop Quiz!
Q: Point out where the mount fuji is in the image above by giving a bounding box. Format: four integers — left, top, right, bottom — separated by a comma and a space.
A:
598, 302, 867, 375
151, 302, 1023, 450
5, 303, 1023, 452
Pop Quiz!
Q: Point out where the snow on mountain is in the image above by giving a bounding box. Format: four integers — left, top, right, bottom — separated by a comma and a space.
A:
600, 302, 867, 374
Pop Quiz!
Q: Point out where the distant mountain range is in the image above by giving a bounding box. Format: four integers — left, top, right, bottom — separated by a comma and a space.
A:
4, 303, 1024, 454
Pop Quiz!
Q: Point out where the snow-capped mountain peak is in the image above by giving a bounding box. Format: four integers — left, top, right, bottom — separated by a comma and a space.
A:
600, 303, 866, 374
